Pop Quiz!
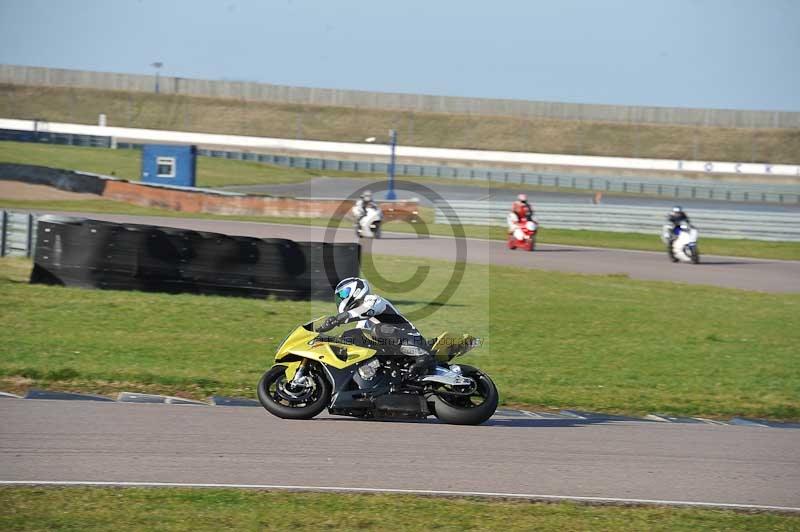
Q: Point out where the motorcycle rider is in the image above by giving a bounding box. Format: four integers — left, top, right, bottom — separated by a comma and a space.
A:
663, 206, 692, 261
666, 206, 691, 242
507, 193, 534, 232
668, 205, 690, 228
354, 190, 377, 225
317, 277, 436, 379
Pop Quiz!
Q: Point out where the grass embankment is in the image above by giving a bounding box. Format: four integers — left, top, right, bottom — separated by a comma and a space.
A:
3, 83, 800, 163
2, 488, 797, 531
2, 254, 798, 420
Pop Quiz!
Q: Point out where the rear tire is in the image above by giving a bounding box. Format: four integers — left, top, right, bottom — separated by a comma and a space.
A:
257, 364, 331, 420
431, 365, 498, 425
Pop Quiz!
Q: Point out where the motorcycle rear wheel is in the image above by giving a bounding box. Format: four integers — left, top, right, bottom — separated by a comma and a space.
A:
430, 365, 498, 425
257, 364, 331, 420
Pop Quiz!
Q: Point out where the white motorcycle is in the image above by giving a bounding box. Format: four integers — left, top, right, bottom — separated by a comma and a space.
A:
352, 204, 383, 238
661, 222, 700, 264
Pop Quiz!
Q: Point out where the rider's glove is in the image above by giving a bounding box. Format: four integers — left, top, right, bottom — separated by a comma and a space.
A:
318, 316, 339, 332
318, 312, 350, 332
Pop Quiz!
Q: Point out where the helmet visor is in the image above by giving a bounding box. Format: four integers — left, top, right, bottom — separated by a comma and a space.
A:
335, 286, 351, 304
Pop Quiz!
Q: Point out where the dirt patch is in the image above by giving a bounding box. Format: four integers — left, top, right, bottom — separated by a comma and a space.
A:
0, 181, 102, 201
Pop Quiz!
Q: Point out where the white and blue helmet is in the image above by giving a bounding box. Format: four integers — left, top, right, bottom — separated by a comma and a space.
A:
335, 277, 370, 313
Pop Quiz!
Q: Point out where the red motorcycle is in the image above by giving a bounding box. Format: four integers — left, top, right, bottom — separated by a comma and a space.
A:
507, 219, 538, 251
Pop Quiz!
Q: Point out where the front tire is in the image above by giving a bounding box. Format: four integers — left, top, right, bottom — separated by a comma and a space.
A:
668, 244, 679, 263
257, 364, 331, 420
690, 246, 700, 264
430, 365, 499, 425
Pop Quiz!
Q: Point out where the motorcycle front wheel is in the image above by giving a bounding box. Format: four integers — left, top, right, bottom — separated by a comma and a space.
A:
257, 364, 331, 420
430, 365, 499, 425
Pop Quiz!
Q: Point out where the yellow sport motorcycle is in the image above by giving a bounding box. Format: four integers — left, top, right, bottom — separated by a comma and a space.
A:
257, 317, 498, 425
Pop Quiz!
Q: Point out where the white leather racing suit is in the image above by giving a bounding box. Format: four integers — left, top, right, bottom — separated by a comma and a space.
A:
341, 294, 415, 332
327, 295, 434, 375
354, 199, 378, 220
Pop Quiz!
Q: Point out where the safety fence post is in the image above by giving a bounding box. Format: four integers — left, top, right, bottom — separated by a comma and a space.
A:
0, 210, 7, 257
26, 213, 34, 258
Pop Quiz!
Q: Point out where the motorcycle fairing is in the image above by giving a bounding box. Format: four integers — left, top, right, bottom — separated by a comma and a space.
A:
429, 332, 478, 362
274, 318, 378, 381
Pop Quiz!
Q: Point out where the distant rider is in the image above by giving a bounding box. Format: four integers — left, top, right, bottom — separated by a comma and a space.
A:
354, 190, 377, 225
317, 277, 436, 379
668, 206, 690, 228
664, 206, 692, 257
667, 206, 691, 240
507, 193, 534, 232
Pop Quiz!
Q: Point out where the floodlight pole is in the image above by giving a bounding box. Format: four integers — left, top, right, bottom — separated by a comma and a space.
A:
386, 129, 397, 200
151, 62, 163, 94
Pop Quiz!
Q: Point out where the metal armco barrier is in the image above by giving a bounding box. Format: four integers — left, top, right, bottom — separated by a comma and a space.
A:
434, 201, 800, 242
2, 125, 799, 204
0, 127, 111, 148
123, 144, 800, 205
0, 211, 36, 257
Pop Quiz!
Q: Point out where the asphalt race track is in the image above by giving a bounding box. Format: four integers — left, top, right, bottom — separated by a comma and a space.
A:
5, 213, 799, 510
2, 400, 799, 510
34, 212, 800, 293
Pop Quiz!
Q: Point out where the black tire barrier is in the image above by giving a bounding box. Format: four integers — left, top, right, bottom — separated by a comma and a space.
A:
30, 216, 361, 300
0, 162, 108, 195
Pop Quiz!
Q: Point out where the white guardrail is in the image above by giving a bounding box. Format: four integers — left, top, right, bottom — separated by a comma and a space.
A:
0, 211, 36, 257
1, 117, 798, 178
434, 201, 800, 242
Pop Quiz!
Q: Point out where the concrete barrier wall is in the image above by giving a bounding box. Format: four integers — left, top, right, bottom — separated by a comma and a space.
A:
2, 64, 798, 129
101, 180, 419, 221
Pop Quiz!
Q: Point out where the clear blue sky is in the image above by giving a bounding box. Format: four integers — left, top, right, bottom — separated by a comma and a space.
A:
1, 0, 798, 111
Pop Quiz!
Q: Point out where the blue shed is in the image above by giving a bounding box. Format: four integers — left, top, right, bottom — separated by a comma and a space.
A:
141, 144, 197, 187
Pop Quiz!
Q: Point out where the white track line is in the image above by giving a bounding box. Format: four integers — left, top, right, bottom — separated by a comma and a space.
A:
1, 480, 798, 512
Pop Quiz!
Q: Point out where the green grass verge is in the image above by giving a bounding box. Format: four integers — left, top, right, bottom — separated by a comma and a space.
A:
0, 141, 376, 187
4, 82, 800, 164
1, 196, 799, 260
2, 488, 798, 531
2, 254, 798, 420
